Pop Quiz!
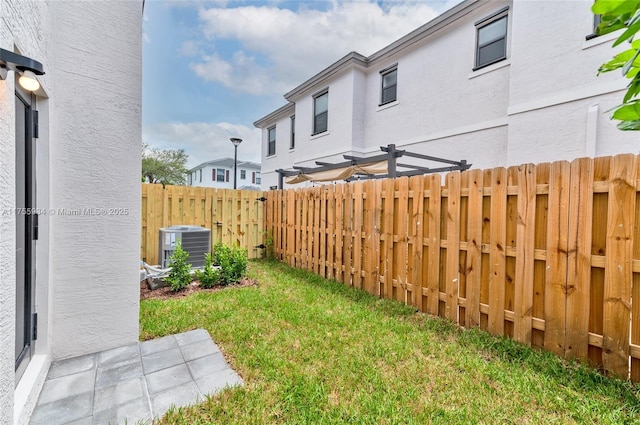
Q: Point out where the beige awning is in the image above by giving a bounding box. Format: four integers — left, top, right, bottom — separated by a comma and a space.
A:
285, 161, 388, 184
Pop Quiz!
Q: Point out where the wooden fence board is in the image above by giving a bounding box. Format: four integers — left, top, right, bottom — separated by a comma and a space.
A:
409, 175, 425, 308
602, 154, 636, 378
513, 164, 536, 345
489, 168, 507, 336
566, 157, 594, 360
631, 158, 640, 381
383, 178, 395, 299
395, 177, 409, 302
465, 169, 483, 328
344, 183, 353, 285
334, 184, 344, 281
373, 180, 383, 296
445, 172, 461, 321
426, 175, 442, 316
545, 161, 570, 357
362, 180, 375, 294
353, 182, 364, 290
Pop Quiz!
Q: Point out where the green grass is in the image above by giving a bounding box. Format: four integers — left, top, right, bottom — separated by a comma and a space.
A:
140, 260, 640, 424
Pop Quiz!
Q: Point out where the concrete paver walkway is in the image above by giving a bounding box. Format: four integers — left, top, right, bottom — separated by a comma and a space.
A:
29, 329, 243, 425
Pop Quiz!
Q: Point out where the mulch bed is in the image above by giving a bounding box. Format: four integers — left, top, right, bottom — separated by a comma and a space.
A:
140, 278, 258, 301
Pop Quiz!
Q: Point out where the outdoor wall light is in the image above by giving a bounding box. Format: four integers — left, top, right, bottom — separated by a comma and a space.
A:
0, 48, 45, 92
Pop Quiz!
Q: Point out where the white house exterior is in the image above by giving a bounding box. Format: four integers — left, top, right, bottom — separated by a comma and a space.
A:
255, 0, 639, 190
188, 158, 262, 190
0, 2, 142, 424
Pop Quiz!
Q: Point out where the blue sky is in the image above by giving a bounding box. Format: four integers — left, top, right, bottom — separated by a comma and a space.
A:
142, 0, 461, 169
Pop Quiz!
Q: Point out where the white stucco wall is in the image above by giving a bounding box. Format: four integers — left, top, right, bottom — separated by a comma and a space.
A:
506, 0, 639, 164
0, 1, 53, 423
48, 1, 142, 360
1, 1, 141, 423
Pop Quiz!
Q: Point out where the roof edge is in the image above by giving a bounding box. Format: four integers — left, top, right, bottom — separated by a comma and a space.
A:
278, 0, 484, 102
253, 102, 295, 128
284, 51, 368, 101
368, 0, 482, 64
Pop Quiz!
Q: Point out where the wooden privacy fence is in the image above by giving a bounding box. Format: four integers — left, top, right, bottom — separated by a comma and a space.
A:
141, 184, 265, 264
265, 153, 640, 381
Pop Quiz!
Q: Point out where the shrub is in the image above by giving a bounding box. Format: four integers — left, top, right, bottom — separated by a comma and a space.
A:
212, 242, 248, 284
165, 241, 192, 291
195, 252, 220, 288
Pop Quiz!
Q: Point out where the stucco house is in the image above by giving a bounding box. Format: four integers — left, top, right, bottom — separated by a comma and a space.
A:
1, 1, 141, 424
188, 158, 262, 190
254, 0, 639, 190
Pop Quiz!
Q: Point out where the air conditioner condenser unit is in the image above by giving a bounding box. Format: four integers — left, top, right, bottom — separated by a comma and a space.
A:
158, 225, 211, 268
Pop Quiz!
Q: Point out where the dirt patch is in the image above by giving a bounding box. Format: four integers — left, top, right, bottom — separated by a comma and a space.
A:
140, 278, 258, 301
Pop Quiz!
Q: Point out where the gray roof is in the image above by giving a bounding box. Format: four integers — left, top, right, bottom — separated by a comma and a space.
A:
188, 158, 261, 173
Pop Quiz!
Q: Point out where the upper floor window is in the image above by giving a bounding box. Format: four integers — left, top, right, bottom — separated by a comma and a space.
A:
586, 15, 601, 40
290, 115, 295, 149
241, 169, 246, 180
380, 66, 397, 105
313, 90, 328, 135
475, 8, 508, 70
216, 168, 225, 182
268, 126, 276, 156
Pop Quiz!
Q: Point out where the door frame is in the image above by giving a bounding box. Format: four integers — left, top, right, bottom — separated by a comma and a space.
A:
14, 87, 36, 385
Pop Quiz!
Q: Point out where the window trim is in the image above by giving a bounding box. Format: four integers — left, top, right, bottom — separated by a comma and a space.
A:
379, 65, 398, 106
267, 126, 276, 157
473, 7, 509, 71
312, 89, 329, 136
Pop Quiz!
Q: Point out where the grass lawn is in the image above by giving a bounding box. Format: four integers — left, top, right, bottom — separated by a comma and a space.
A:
140, 260, 640, 424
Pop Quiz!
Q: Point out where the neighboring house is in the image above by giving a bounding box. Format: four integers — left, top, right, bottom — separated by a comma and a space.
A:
254, 0, 639, 190
188, 158, 262, 190
0, 2, 141, 424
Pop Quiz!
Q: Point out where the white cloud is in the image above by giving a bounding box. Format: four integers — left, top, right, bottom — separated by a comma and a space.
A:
191, 1, 447, 95
143, 121, 262, 168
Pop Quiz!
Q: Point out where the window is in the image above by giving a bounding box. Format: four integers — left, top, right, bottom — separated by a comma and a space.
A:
240, 169, 246, 180
268, 126, 276, 156
313, 90, 328, 134
256, 172, 261, 184
586, 15, 601, 40
380, 66, 397, 105
475, 8, 508, 70
216, 168, 225, 182
290, 115, 295, 149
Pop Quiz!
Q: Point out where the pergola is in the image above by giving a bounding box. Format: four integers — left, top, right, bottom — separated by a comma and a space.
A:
275, 144, 471, 189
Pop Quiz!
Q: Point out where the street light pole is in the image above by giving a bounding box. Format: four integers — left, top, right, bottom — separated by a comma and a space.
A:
230, 138, 243, 189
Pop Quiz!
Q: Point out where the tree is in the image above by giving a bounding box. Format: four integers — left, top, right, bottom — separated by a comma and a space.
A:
594, 0, 640, 130
142, 143, 189, 186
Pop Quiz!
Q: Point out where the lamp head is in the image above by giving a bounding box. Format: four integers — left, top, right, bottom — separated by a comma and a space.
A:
18, 70, 40, 92
230, 138, 243, 147
0, 48, 45, 92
